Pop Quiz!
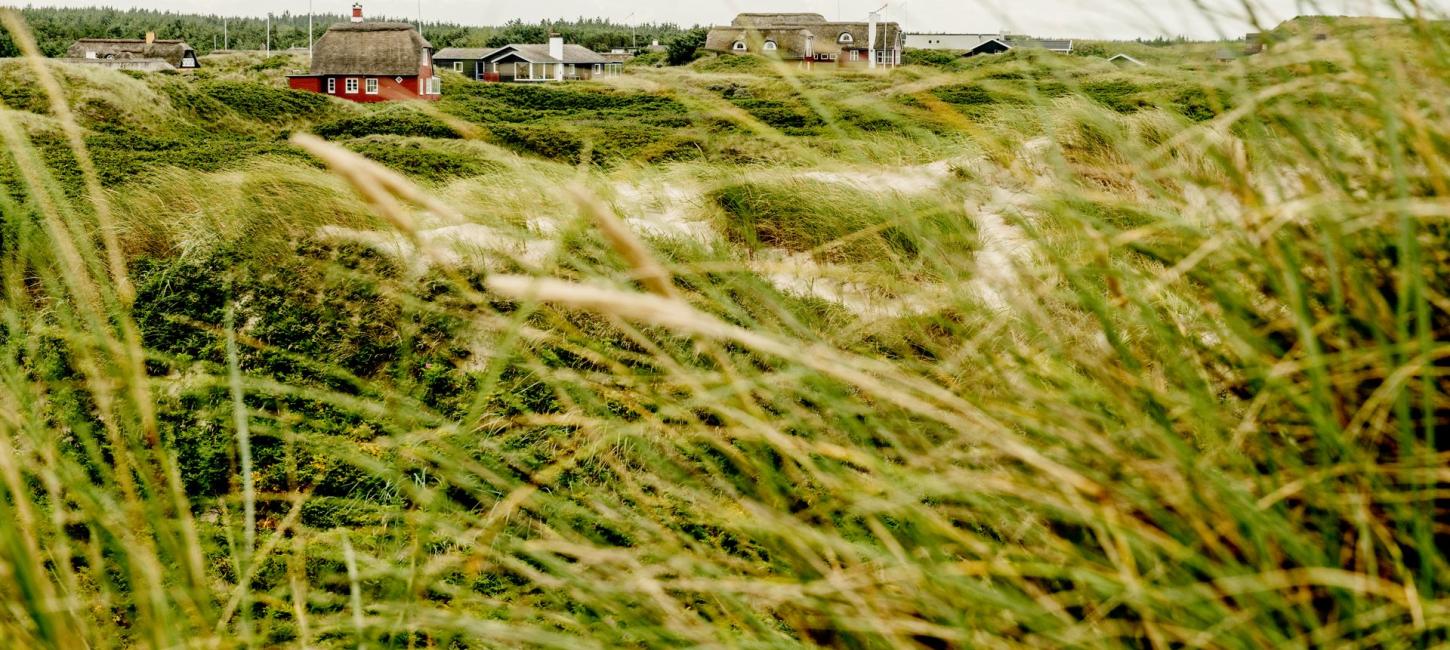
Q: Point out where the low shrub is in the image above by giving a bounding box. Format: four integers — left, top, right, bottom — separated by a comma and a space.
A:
710, 180, 973, 263
1081, 79, 1150, 113
345, 138, 502, 182
198, 80, 336, 123
314, 106, 460, 139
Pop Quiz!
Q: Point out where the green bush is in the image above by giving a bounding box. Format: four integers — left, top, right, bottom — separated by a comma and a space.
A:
903, 49, 963, 67
345, 138, 502, 182
198, 80, 336, 123
710, 180, 973, 263
692, 54, 772, 73
487, 123, 585, 162
666, 27, 708, 66
314, 106, 460, 139
1081, 79, 1149, 113
731, 98, 825, 133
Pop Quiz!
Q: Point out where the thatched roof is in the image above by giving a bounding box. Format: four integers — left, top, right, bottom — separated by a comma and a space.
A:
732, 13, 827, 27
67, 39, 196, 68
705, 21, 904, 59
311, 22, 431, 76
61, 57, 176, 72
434, 47, 498, 61
481, 44, 608, 65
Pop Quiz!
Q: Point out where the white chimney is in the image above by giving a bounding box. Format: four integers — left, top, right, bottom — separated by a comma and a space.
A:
867, 11, 879, 70
549, 33, 564, 61
351, 2, 363, 23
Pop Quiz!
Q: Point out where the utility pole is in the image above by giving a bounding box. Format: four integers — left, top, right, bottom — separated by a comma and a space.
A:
266, 13, 271, 54
308, 0, 314, 58
223, 17, 228, 50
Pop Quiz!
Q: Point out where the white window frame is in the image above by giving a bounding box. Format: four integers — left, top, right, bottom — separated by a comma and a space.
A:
365, 78, 379, 95
732, 41, 747, 52
453, 61, 462, 72
849, 50, 859, 62
763, 40, 778, 52
838, 32, 854, 44
327, 78, 336, 93
593, 63, 602, 74
345, 78, 359, 94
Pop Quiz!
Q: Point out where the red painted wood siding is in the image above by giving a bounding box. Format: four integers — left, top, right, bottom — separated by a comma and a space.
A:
287, 55, 438, 102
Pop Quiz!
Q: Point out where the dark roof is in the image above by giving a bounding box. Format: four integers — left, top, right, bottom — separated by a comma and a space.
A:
310, 22, 432, 76
434, 47, 498, 60
965, 37, 1073, 55
67, 38, 196, 68
1028, 39, 1075, 52
965, 38, 1013, 55
480, 44, 608, 65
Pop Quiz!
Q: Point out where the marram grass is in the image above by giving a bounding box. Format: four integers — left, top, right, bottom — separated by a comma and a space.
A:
0, 5, 1448, 649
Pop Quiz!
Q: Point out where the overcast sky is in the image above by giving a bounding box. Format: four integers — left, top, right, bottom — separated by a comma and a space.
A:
5, 0, 1442, 39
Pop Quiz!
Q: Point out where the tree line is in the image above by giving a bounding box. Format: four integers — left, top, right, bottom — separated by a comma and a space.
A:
0, 7, 694, 57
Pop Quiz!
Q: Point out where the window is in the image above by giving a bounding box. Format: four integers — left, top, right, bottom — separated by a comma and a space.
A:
732, 41, 747, 52
567, 64, 576, 77
453, 61, 462, 72
426, 77, 440, 94
593, 63, 602, 74
838, 32, 854, 44
345, 78, 359, 94
763, 40, 778, 52
327, 78, 336, 93
365, 78, 379, 94
849, 50, 859, 62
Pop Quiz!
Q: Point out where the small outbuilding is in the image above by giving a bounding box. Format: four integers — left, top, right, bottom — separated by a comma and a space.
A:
66, 33, 199, 69
1107, 53, 1146, 67
963, 37, 1073, 57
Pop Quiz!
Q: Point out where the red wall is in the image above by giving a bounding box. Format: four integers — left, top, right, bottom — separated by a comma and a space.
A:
288, 73, 439, 102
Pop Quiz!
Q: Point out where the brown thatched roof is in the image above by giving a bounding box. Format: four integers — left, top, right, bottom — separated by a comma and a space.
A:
705, 21, 903, 59
67, 39, 196, 68
732, 13, 827, 27
311, 22, 431, 76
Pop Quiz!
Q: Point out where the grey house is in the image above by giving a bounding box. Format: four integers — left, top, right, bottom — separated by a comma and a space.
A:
434, 47, 498, 80
445, 36, 620, 82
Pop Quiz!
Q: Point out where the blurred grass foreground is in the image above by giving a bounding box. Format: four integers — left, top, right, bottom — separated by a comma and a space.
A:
0, 4, 1448, 648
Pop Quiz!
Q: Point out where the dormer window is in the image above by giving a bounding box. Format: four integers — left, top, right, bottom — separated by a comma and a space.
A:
732, 41, 747, 52
763, 40, 778, 52
838, 32, 854, 44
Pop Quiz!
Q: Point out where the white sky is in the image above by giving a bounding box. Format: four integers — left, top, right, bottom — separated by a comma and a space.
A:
4, 0, 1442, 39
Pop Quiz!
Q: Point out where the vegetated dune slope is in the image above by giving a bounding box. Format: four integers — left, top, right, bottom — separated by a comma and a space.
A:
0, 15, 1447, 647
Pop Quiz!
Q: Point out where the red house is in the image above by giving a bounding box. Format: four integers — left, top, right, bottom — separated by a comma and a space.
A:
287, 4, 440, 102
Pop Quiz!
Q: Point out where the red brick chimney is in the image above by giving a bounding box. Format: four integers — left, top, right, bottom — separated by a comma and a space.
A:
351, 2, 363, 23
